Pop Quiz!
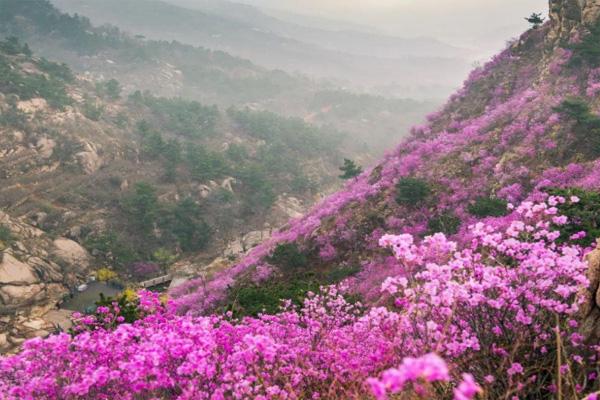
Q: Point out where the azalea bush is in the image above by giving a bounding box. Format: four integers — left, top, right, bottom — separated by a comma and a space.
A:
1, 198, 598, 399
547, 188, 600, 247
69, 289, 165, 334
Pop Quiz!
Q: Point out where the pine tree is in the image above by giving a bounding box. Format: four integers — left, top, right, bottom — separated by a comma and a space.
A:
338, 158, 362, 180
525, 13, 544, 29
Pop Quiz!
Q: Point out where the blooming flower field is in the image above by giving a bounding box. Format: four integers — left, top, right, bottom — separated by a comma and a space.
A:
1, 197, 599, 399
3, 14, 600, 400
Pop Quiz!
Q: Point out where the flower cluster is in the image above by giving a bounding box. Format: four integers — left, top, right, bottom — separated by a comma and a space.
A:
2, 199, 599, 399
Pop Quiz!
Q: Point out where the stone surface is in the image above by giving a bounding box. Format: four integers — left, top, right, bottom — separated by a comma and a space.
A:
75, 141, 103, 174
0, 284, 44, 306
549, 0, 600, 42
223, 230, 272, 257
0, 213, 88, 353
275, 195, 304, 219
52, 238, 90, 269
579, 239, 600, 341
0, 253, 38, 285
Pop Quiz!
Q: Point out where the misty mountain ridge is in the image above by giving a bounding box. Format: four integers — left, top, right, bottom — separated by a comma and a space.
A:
52, 0, 473, 99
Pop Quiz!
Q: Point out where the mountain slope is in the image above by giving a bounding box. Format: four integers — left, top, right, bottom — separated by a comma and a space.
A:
0, 36, 353, 351
4, 1, 600, 399
172, 0, 600, 312
1, 0, 438, 154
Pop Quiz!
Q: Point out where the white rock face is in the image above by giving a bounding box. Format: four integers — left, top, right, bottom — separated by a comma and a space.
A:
224, 230, 271, 257
0, 253, 38, 285
221, 177, 236, 192
76, 142, 102, 174
0, 213, 89, 352
52, 238, 90, 268
275, 196, 304, 219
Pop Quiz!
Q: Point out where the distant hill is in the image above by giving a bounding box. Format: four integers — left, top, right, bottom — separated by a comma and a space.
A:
51, 0, 473, 99
1, 0, 440, 155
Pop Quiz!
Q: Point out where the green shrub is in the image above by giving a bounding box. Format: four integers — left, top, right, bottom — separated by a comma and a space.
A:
141, 131, 165, 159
339, 158, 362, 180
326, 264, 361, 283
185, 144, 228, 182
161, 198, 211, 252
37, 58, 74, 82
84, 232, 139, 267
228, 274, 319, 317
0, 225, 13, 244
82, 97, 104, 121
142, 95, 219, 138
395, 177, 431, 206
547, 188, 600, 247
468, 197, 509, 217
96, 79, 121, 99
225, 143, 248, 163
267, 243, 308, 271
0, 52, 72, 109
525, 13, 544, 29
553, 97, 600, 158
122, 182, 160, 236
428, 212, 461, 235
0, 36, 31, 56
236, 164, 276, 213
568, 20, 600, 67
0, 102, 27, 129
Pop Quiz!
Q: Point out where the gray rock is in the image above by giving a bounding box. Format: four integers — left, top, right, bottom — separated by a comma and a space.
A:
0, 253, 39, 285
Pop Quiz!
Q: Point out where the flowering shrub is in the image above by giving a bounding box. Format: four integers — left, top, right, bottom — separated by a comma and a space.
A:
367, 353, 482, 400
547, 188, 600, 247
129, 261, 161, 280
96, 267, 118, 282
4, 13, 600, 400
70, 289, 165, 333
2, 198, 600, 399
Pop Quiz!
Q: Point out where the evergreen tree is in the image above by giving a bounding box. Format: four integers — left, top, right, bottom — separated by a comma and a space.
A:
525, 13, 544, 29
338, 158, 362, 180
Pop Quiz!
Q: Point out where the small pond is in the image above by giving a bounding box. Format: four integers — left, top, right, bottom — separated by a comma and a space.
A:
60, 281, 122, 313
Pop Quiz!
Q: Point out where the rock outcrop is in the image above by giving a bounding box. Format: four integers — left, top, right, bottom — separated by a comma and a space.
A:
579, 239, 600, 341
0, 211, 90, 353
549, 0, 600, 41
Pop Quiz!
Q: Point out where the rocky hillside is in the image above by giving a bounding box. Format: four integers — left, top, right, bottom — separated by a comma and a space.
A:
0, 0, 438, 155
0, 36, 355, 351
172, 0, 600, 313
0, 210, 88, 352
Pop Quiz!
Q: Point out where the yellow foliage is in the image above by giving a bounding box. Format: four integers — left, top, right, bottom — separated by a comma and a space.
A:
122, 288, 138, 302
159, 293, 169, 305
97, 267, 117, 282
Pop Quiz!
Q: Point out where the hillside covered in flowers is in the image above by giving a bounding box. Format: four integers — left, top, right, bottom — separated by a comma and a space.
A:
3, 0, 600, 399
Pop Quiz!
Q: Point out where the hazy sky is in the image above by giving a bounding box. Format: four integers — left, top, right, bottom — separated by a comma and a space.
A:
242, 0, 549, 52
